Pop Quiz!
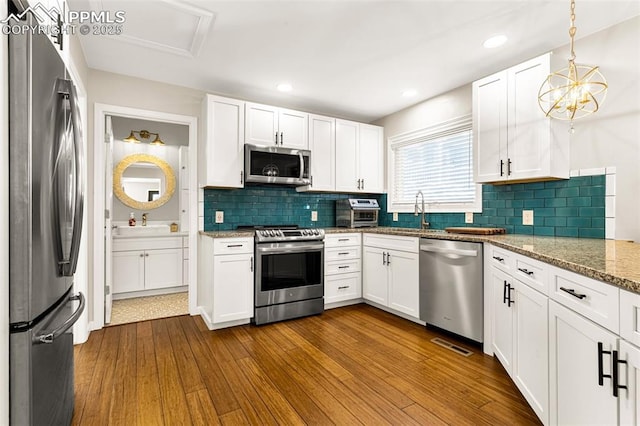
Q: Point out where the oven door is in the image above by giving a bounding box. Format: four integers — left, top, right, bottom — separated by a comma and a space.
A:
255, 241, 324, 307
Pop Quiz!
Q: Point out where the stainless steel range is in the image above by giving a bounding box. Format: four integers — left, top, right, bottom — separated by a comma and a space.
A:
251, 226, 325, 325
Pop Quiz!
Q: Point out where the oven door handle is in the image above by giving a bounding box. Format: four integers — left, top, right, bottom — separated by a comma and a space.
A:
256, 244, 324, 254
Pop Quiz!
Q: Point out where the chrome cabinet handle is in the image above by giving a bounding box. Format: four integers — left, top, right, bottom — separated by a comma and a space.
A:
382, 252, 387, 265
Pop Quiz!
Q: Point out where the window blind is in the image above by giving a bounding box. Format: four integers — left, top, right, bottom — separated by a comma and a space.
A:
392, 117, 474, 205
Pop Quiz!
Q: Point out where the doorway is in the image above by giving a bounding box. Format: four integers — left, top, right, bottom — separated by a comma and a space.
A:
93, 104, 197, 331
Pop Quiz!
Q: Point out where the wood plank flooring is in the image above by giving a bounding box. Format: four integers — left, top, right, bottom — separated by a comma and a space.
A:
73, 304, 541, 425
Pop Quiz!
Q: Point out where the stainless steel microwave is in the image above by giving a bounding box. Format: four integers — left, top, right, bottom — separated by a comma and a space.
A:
244, 144, 311, 186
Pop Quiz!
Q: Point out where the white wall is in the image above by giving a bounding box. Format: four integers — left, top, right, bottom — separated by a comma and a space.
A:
375, 16, 640, 242
86, 71, 203, 326
1, 0, 10, 421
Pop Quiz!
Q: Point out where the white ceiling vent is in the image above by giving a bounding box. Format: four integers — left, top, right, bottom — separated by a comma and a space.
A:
89, 0, 214, 58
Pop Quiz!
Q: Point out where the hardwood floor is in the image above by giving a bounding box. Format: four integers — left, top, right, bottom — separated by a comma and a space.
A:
73, 304, 541, 425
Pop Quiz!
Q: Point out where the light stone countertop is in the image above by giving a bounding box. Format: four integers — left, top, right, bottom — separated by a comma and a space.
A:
200, 226, 640, 294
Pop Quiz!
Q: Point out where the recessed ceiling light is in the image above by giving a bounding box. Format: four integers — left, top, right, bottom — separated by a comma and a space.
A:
483, 34, 508, 49
277, 83, 292, 92
402, 89, 417, 97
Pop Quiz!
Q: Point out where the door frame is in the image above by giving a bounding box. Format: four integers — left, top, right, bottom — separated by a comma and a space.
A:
92, 103, 198, 330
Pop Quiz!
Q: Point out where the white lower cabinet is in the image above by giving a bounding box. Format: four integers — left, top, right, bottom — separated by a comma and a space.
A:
198, 236, 254, 329
549, 300, 618, 425
619, 289, 640, 425
490, 262, 548, 424
324, 233, 362, 306
362, 234, 419, 319
112, 236, 184, 296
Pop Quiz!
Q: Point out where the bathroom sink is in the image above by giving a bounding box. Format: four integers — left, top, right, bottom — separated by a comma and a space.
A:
115, 224, 171, 236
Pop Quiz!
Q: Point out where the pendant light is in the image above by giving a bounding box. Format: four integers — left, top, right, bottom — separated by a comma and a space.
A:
537, 0, 607, 128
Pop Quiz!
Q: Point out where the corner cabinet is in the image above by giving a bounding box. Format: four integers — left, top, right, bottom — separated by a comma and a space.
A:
362, 234, 419, 318
473, 53, 569, 184
245, 102, 308, 149
200, 94, 245, 188
198, 236, 254, 330
335, 120, 384, 193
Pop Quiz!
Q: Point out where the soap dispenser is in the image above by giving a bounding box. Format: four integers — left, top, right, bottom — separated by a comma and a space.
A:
128, 212, 136, 227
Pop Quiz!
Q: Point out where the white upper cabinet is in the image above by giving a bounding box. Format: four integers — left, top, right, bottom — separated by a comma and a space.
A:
335, 119, 384, 193
245, 102, 308, 149
306, 114, 335, 191
200, 94, 245, 188
473, 53, 569, 184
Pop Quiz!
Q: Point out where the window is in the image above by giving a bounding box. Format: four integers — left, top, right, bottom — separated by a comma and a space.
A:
388, 115, 481, 213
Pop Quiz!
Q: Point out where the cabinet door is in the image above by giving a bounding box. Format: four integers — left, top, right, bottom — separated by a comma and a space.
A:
491, 266, 514, 374
245, 102, 278, 146
358, 124, 384, 193
200, 95, 244, 188
619, 339, 640, 425
213, 253, 254, 323
145, 248, 183, 290
362, 246, 388, 306
387, 250, 419, 318
112, 251, 145, 294
335, 119, 359, 192
549, 300, 618, 426
513, 280, 549, 424
278, 108, 308, 149
307, 114, 335, 191
507, 55, 552, 180
473, 71, 507, 183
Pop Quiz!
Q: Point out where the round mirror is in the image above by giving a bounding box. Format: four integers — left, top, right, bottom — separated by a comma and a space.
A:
113, 154, 176, 210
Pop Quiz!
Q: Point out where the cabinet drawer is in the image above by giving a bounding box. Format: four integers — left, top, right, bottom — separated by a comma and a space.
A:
325, 259, 361, 275
113, 236, 182, 252
513, 253, 548, 294
363, 233, 418, 253
325, 246, 360, 262
620, 289, 640, 347
549, 265, 619, 333
213, 238, 253, 255
325, 272, 361, 304
489, 245, 513, 272
324, 233, 361, 248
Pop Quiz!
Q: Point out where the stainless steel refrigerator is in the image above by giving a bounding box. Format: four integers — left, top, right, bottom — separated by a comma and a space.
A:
8, 8, 86, 425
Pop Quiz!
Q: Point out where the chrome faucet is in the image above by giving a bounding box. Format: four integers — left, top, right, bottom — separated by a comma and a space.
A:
142, 213, 148, 226
414, 191, 430, 229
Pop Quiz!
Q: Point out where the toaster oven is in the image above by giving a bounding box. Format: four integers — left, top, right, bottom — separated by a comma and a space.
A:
336, 199, 380, 228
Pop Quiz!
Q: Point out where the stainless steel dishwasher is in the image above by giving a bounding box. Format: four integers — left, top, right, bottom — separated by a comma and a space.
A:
419, 239, 483, 343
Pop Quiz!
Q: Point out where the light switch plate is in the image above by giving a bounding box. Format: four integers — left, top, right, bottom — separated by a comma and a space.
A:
311, 211, 318, 221
393, 212, 398, 222
215, 211, 224, 223
523, 210, 534, 226
465, 212, 473, 223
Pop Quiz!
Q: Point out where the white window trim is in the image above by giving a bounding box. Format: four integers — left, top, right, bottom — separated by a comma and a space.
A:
386, 115, 482, 214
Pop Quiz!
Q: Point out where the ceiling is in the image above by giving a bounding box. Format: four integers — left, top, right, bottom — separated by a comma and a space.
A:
70, 0, 640, 122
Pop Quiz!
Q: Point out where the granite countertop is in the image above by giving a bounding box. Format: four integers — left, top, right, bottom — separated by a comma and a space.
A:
201, 226, 640, 294
327, 227, 640, 294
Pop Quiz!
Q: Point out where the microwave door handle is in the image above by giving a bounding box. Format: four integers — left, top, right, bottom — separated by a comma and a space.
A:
299, 152, 304, 179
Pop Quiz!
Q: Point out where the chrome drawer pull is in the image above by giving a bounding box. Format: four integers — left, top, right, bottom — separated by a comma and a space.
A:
517, 267, 534, 276
338, 238, 350, 242
338, 286, 350, 290
226, 244, 243, 248
560, 287, 587, 299
338, 252, 350, 255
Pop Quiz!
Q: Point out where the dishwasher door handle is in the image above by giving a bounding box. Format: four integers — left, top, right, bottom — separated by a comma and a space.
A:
419, 245, 478, 257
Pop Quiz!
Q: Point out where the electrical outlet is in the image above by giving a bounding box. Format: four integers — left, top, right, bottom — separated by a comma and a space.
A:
393, 212, 398, 222
215, 211, 224, 224
523, 210, 534, 226
311, 211, 318, 221
465, 212, 474, 224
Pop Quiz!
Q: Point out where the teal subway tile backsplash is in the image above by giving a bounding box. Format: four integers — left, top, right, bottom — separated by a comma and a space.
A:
203, 175, 606, 238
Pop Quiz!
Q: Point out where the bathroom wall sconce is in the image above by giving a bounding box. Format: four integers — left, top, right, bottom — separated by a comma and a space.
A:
123, 130, 165, 145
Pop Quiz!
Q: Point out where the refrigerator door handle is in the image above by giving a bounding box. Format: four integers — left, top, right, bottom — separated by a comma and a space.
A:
66, 79, 85, 276
33, 292, 85, 344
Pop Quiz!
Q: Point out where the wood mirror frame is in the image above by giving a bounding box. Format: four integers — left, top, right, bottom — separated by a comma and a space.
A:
113, 153, 176, 210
